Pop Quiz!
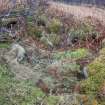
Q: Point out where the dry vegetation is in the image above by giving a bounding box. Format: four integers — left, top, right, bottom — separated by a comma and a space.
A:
0, 0, 105, 105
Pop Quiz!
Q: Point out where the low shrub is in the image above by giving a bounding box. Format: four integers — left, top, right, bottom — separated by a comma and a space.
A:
48, 33, 61, 46
27, 23, 42, 38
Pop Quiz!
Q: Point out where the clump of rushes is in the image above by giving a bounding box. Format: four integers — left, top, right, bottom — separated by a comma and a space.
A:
68, 22, 99, 41
40, 32, 61, 48
47, 18, 62, 34
27, 23, 42, 38
36, 14, 48, 27
27, 16, 34, 22
47, 33, 61, 46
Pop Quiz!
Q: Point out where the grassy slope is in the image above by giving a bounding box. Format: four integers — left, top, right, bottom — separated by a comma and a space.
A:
0, 65, 59, 105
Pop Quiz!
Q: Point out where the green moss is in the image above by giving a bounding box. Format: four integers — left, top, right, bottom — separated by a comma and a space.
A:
81, 48, 105, 104
88, 48, 105, 75
53, 48, 89, 60
0, 43, 10, 48
88, 61, 105, 76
